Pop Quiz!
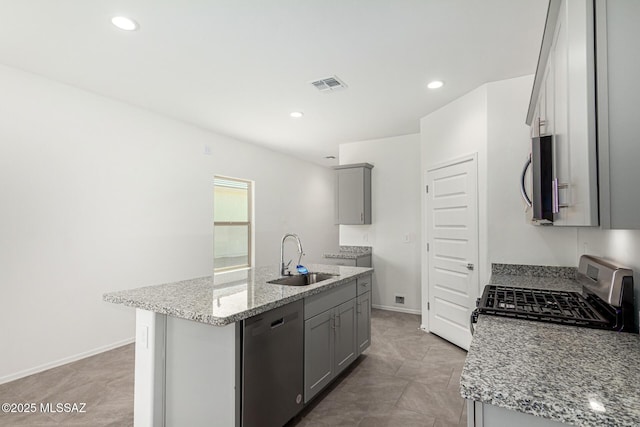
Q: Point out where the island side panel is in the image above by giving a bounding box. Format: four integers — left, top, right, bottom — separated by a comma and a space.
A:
164, 316, 237, 427
134, 309, 166, 427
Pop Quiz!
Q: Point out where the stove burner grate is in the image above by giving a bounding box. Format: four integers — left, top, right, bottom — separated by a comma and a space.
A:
477, 285, 612, 328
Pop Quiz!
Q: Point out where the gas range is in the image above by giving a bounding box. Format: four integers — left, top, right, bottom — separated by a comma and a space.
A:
472, 255, 634, 332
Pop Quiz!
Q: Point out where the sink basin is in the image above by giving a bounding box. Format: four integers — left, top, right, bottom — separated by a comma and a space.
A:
267, 272, 336, 286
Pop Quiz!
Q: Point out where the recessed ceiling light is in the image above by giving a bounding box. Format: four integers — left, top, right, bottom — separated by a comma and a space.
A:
111, 16, 139, 31
427, 80, 444, 89
290, 111, 304, 118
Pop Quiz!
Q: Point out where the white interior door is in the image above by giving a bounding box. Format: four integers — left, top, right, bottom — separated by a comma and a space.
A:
426, 156, 478, 350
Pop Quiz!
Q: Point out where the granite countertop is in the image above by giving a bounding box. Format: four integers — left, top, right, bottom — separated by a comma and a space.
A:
461, 267, 640, 426
323, 245, 372, 260
103, 263, 373, 326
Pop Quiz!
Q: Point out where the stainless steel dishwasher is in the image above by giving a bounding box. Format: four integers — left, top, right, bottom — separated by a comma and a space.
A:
242, 299, 303, 427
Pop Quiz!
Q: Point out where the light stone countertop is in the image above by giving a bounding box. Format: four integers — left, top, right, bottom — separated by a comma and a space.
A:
461, 269, 640, 426
323, 245, 372, 260
103, 263, 373, 326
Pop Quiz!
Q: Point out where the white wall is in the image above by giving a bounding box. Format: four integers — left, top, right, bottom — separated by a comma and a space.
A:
420, 74, 640, 331
0, 64, 338, 383
485, 75, 640, 330
420, 76, 582, 285
486, 75, 578, 266
420, 84, 490, 306
339, 134, 421, 314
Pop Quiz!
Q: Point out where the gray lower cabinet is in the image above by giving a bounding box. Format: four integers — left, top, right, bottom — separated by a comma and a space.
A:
356, 291, 371, 355
303, 309, 334, 402
304, 299, 357, 403
303, 280, 359, 403
333, 299, 357, 374
356, 274, 372, 356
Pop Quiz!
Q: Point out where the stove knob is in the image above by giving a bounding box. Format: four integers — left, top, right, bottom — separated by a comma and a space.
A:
469, 310, 479, 335
475, 298, 481, 308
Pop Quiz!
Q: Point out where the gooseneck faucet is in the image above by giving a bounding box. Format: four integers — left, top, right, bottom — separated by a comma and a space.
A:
280, 233, 304, 276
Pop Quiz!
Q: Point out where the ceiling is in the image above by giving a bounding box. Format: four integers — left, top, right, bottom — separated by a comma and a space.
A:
0, 0, 548, 165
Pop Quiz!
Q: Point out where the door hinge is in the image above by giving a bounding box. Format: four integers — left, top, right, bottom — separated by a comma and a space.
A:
427, 302, 430, 310
426, 243, 429, 251
426, 185, 429, 194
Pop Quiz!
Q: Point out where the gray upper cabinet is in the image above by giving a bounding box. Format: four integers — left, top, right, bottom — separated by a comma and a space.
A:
526, 0, 598, 226
334, 163, 373, 225
595, 0, 640, 229
528, 0, 640, 229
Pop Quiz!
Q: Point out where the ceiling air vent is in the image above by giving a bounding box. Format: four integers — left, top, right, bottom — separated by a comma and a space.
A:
310, 75, 348, 92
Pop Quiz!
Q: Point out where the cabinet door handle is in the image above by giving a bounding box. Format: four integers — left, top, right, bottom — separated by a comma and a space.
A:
357, 302, 362, 314
538, 118, 547, 136
360, 212, 364, 222
335, 313, 341, 329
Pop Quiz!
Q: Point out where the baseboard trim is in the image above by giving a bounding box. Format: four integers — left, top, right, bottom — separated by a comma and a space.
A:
0, 337, 135, 385
372, 304, 421, 315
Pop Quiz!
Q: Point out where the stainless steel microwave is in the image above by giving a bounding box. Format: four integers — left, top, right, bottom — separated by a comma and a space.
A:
521, 135, 554, 225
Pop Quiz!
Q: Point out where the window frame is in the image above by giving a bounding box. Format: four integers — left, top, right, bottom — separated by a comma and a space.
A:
213, 176, 253, 273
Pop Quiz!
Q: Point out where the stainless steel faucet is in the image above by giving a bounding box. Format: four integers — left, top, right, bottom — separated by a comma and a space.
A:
280, 233, 304, 276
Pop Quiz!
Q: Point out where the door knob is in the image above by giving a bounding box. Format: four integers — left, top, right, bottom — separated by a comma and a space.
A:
466, 263, 474, 270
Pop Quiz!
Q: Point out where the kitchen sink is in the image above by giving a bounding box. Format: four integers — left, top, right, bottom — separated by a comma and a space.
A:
267, 272, 336, 286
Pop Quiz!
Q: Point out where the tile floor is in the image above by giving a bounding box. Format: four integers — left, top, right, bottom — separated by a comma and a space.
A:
289, 309, 468, 427
0, 344, 134, 426
0, 309, 467, 427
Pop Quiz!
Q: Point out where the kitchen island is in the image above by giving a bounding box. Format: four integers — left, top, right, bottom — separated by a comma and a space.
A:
104, 263, 373, 427
461, 269, 640, 427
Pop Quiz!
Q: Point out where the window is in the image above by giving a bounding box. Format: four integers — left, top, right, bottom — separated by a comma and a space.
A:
214, 176, 252, 272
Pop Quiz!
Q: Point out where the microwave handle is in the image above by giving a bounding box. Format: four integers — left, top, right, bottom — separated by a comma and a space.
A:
552, 178, 559, 213
520, 154, 532, 207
